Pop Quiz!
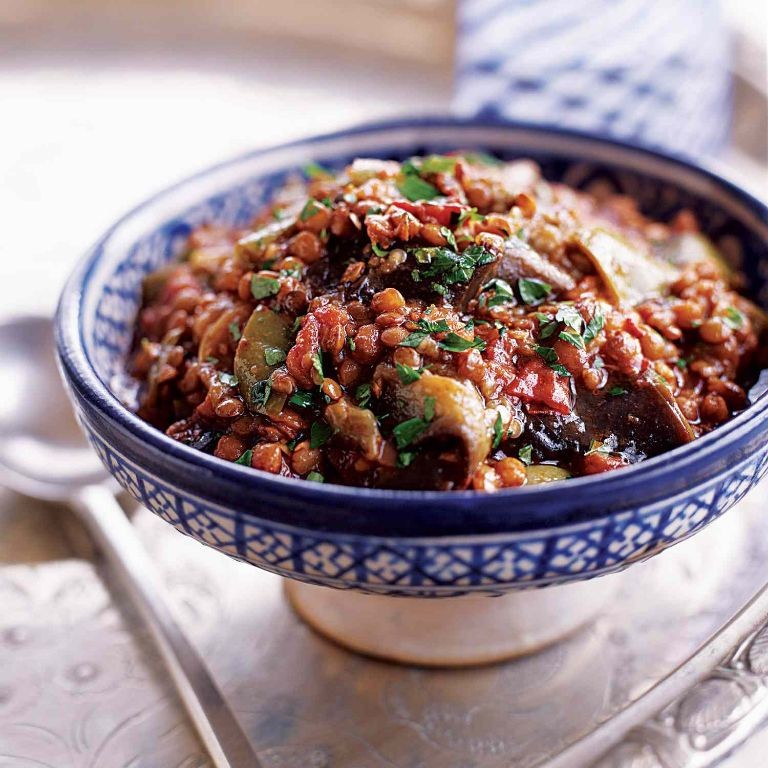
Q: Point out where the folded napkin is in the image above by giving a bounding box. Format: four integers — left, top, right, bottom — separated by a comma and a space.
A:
454, 0, 731, 158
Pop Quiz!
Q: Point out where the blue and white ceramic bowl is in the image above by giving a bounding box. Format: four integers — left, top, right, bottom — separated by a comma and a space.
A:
56, 117, 768, 598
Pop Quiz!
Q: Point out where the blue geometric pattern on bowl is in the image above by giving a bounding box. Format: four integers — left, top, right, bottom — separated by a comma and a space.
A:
57, 117, 768, 596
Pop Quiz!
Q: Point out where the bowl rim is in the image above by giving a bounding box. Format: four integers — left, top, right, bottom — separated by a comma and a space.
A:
56, 114, 768, 535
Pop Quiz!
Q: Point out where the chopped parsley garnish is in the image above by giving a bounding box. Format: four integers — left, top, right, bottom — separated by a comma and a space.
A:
492, 412, 504, 450
397, 174, 440, 202
534, 345, 572, 377
303, 162, 332, 179
397, 450, 417, 468
251, 380, 272, 409
457, 207, 481, 226
371, 242, 389, 258
438, 333, 486, 352
392, 396, 437, 450
310, 421, 333, 449
299, 198, 329, 222
264, 346, 287, 366
555, 305, 583, 333
540, 321, 559, 339
251, 275, 280, 299
307, 471, 325, 483
724, 307, 745, 330
229, 322, 242, 342
311, 352, 325, 380
418, 154, 458, 174
559, 331, 585, 350
463, 151, 503, 166
609, 386, 628, 396
518, 444, 533, 465
583, 310, 605, 344
518, 278, 553, 305
482, 278, 516, 309
441, 226, 457, 249
396, 363, 422, 384
392, 418, 429, 449
533, 345, 558, 364
289, 390, 313, 408
399, 317, 449, 348
348, 338, 356, 351
235, 449, 253, 466
218, 372, 238, 387
676, 357, 689, 370
355, 383, 372, 408
410, 244, 495, 289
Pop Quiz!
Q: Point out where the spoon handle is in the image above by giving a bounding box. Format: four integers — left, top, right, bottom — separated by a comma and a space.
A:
71, 484, 261, 768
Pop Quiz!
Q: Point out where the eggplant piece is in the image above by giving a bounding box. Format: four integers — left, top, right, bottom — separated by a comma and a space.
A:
526, 465, 572, 485
234, 307, 292, 414
654, 232, 733, 280
525, 372, 695, 465
324, 400, 383, 461
377, 369, 492, 490
574, 228, 678, 306
198, 305, 251, 364
235, 216, 297, 265
495, 238, 576, 296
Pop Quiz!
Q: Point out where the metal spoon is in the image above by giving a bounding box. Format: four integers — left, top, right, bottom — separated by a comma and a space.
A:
0, 315, 260, 768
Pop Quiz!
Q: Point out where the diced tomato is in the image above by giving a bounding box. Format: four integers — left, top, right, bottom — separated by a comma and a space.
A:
508, 358, 573, 415
390, 200, 469, 227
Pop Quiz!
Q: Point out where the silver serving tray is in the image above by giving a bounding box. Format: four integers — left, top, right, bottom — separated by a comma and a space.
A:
0, 479, 766, 767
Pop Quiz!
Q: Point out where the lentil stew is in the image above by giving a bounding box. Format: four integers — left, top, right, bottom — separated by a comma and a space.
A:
130, 154, 767, 491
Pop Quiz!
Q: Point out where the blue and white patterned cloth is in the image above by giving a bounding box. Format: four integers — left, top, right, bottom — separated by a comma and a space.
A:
455, 0, 731, 158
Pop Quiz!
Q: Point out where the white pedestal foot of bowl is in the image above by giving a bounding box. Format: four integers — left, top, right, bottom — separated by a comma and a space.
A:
285, 575, 620, 667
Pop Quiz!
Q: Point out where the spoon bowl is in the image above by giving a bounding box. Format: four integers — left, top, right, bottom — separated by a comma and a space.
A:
0, 315, 105, 498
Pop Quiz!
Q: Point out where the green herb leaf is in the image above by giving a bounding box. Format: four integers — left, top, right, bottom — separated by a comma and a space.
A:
307, 471, 324, 483
518, 278, 552, 305
261, 346, 286, 366
457, 207, 481, 226
371, 242, 389, 258
423, 396, 436, 422
228, 322, 242, 342
397, 450, 417, 468
550, 363, 572, 377
218, 372, 238, 387
399, 330, 429, 348
397, 174, 440, 202
417, 318, 450, 334
303, 162, 332, 179
676, 357, 689, 369
534, 345, 558, 364
555, 305, 583, 333
559, 331, 585, 350
289, 390, 313, 408
463, 151, 503, 166
724, 307, 745, 329
492, 412, 504, 450
396, 363, 421, 384
310, 421, 333, 449
583, 310, 605, 344
609, 386, 628, 396
392, 417, 429, 449
441, 226, 457, 250
235, 449, 252, 466
518, 444, 533, 465
540, 321, 559, 339
355, 383, 372, 408
299, 198, 329, 222
251, 275, 280, 299
438, 333, 486, 352
410, 244, 494, 289
251, 380, 272, 409
205, 356, 219, 364
419, 155, 458, 174
311, 352, 324, 381
482, 278, 516, 308
348, 338, 356, 351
